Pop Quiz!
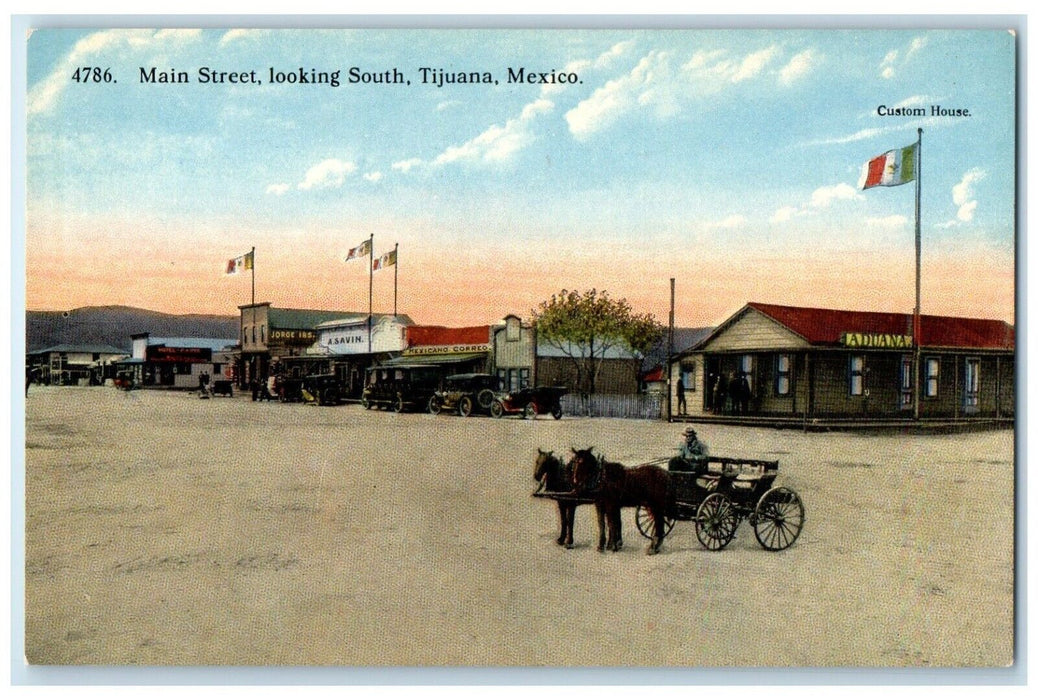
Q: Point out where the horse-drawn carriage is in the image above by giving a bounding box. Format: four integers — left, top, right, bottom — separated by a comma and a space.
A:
532, 448, 804, 553
635, 456, 804, 551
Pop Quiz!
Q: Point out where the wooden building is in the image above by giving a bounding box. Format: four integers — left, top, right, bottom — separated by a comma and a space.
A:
669, 302, 1014, 425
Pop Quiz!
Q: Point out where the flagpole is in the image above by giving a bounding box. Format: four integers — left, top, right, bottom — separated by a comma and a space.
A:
393, 242, 399, 317
250, 246, 256, 385
913, 128, 922, 421
368, 233, 374, 354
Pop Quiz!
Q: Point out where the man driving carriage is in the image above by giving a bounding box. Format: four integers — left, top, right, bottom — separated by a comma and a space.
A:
668, 427, 709, 473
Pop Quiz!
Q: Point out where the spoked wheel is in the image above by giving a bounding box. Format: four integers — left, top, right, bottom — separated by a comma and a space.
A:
477, 389, 496, 411
458, 396, 474, 417
394, 396, 406, 413
522, 402, 537, 419
551, 403, 563, 420
752, 487, 805, 551
428, 396, 442, 415
695, 492, 739, 551
635, 505, 675, 539
490, 400, 504, 418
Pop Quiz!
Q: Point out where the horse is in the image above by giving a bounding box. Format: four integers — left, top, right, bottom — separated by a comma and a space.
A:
569, 447, 673, 555
534, 449, 578, 548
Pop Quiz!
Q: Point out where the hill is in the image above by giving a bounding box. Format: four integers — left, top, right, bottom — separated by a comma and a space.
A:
26, 306, 239, 353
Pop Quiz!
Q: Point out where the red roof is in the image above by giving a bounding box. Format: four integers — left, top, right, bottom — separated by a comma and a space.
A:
406, 325, 491, 347
747, 302, 1014, 350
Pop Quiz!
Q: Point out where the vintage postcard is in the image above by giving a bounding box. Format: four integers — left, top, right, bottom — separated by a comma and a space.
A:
17, 21, 1017, 677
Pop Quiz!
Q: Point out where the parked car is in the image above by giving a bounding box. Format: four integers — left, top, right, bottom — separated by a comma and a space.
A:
362, 364, 444, 412
304, 373, 346, 406
490, 386, 568, 419
113, 370, 135, 391
428, 373, 502, 417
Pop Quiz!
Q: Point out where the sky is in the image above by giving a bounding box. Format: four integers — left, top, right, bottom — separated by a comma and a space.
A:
22, 27, 1017, 328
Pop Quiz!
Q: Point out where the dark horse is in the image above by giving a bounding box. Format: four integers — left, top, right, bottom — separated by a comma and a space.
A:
534, 449, 578, 548
569, 447, 673, 555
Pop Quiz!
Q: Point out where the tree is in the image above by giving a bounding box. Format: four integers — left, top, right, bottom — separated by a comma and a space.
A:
532, 289, 664, 405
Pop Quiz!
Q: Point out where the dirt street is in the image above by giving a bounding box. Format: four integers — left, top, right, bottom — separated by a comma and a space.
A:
23, 386, 1014, 667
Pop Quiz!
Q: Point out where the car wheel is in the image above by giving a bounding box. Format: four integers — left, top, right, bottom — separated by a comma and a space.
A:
459, 396, 474, 417
428, 396, 442, 415
490, 400, 504, 418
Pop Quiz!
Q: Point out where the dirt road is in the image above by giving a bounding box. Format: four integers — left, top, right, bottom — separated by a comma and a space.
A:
23, 386, 1014, 667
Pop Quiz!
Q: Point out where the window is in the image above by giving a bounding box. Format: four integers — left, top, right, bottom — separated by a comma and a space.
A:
849, 355, 865, 396
740, 355, 754, 392
925, 358, 940, 398
964, 358, 980, 408
682, 362, 697, 392
900, 356, 913, 408
260, 325, 266, 343
775, 354, 791, 396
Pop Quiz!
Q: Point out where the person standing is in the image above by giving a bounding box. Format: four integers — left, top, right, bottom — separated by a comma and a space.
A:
676, 374, 687, 415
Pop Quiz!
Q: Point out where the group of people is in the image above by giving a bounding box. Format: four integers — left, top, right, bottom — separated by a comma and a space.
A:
710, 370, 752, 415
673, 370, 754, 416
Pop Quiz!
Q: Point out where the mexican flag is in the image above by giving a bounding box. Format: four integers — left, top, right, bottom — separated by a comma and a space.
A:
858, 142, 918, 189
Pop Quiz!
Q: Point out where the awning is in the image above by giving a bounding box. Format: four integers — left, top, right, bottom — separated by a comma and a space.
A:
382, 352, 487, 367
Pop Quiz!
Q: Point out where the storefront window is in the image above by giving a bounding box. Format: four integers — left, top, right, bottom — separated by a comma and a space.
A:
925, 358, 940, 398
775, 354, 791, 396
740, 355, 754, 392
849, 355, 865, 396
900, 356, 913, 408
964, 358, 980, 407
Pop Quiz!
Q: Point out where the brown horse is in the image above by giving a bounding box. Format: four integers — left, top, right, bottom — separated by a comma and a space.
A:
569, 447, 673, 555
533, 449, 578, 548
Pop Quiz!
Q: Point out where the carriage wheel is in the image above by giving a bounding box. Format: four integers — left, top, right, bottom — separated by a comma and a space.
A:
477, 389, 496, 410
635, 505, 675, 539
490, 400, 504, 418
458, 396, 474, 417
551, 403, 563, 420
428, 396, 442, 415
394, 396, 406, 413
695, 493, 739, 551
752, 487, 805, 551
523, 402, 537, 419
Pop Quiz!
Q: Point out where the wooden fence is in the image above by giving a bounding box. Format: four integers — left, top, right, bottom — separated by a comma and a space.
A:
560, 393, 664, 420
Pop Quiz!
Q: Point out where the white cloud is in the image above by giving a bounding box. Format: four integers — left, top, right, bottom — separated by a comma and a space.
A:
595, 40, 635, 69
392, 158, 423, 173
810, 183, 862, 208
952, 168, 986, 222
779, 49, 817, 85
566, 50, 674, 140
297, 158, 357, 190
363, 171, 384, 183
433, 98, 554, 166
769, 206, 800, 224
266, 183, 290, 196
707, 214, 747, 229
732, 45, 779, 83
219, 29, 269, 46
879, 36, 928, 79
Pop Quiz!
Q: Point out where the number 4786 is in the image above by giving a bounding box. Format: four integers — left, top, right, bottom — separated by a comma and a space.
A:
72, 67, 114, 83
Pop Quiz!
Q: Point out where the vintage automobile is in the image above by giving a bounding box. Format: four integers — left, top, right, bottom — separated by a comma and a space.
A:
490, 385, 568, 419
362, 364, 444, 412
428, 373, 502, 417
303, 373, 346, 406
113, 370, 136, 391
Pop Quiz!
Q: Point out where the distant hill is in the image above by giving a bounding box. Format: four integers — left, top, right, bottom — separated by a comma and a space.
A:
26, 306, 239, 353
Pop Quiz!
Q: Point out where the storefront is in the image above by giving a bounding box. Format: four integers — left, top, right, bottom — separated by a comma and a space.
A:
303, 314, 413, 398
123, 334, 237, 389
492, 315, 536, 392
382, 325, 493, 375
669, 302, 1014, 424
237, 303, 374, 388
